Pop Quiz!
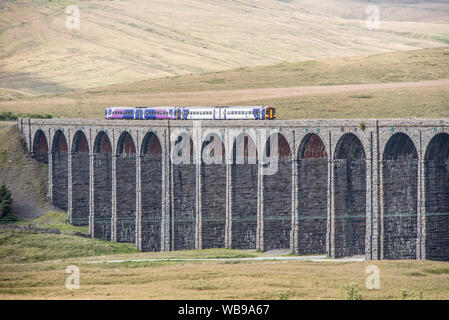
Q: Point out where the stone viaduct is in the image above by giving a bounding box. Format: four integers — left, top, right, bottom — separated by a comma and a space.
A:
17, 118, 449, 260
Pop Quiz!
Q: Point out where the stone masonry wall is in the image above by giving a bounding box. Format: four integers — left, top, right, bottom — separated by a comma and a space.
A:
52, 151, 68, 211
231, 164, 258, 249
93, 153, 112, 240
116, 155, 136, 243
71, 152, 90, 226
201, 164, 226, 249
333, 159, 366, 257
173, 163, 196, 250
263, 158, 292, 250
383, 160, 418, 259
141, 154, 163, 251
425, 159, 449, 261
297, 158, 327, 254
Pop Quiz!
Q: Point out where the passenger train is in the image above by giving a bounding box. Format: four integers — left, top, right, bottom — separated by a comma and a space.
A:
105, 106, 277, 120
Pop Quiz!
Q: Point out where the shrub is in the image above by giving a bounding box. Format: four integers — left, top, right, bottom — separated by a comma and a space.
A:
0, 112, 53, 121
400, 289, 423, 300
341, 283, 362, 300
0, 184, 13, 219
0, 112, 17, 121
360, 121, 366, 131
277, 289, 291, 300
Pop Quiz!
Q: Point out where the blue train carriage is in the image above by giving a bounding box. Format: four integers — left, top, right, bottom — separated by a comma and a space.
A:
105, 106, 141, 120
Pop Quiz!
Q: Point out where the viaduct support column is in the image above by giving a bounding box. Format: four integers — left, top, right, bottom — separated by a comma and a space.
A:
415, 131, 425, 260
67, 151, 73, 223
194, 124, 202, 250
225, 129, 232, 249
365, 129, 381, 260
135, 154, 142, 250
256, 130, 264, 251
111, 153, 118, 242
417, 156, 426, 260
89, 152, 94, 237
379, 159, 385, 259
48, 151, 54, 204
162, 129, 170, 251
326, 132, 335, 257
291, 133, 299, 254
169, 132, 175, 251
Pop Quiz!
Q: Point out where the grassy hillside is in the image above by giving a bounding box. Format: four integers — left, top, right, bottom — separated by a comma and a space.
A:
87, 47, 449, 94
242, 84, 449, 119
0, 0, 448, 95
0, 124, 49, 219
0, 47, 448, 119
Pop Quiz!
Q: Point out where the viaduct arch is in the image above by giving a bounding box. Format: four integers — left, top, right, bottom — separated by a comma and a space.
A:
297, 133, 328, 255
333, 133, 366, 257
93, 131, 112, 240
140, 132, 163, 251
115, 131, 137, 243
231, 133, 258, 249
382, 133, 418, 259
52, 130, 68, 211
263, 133, 292, 251
424, 133, 449, 261
71, 130, 90, 226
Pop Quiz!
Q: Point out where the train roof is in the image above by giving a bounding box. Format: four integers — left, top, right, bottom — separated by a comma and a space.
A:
107, 105, 270, 108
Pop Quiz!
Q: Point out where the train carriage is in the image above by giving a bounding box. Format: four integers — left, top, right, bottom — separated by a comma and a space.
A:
105, 105, 276, 120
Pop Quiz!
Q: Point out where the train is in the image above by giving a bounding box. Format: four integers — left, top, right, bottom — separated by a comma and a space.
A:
105, 106, 277, 120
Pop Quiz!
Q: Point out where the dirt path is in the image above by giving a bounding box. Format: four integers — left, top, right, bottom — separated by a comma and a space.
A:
87, 255, 365, 264
141, 79, 449, 105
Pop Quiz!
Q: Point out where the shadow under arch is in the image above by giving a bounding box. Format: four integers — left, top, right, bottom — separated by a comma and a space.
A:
173, 132, 196, 250
424, 133, 449, 261
92, 131, 112, 240
116, 131, 137, 243
71, 130, 90, 226
51, 130, 68, 211
201, 133, 226, 249
140, 132, 163, 251
263, 133, 292, 251
231, 133, 258, 249
382, 132, 418, 259
333, 133, 366, 257
32, 130, 48, 163
296, 133, 328, 255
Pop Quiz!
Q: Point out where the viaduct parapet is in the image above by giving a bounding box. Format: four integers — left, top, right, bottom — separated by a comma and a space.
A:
17, 118, 449, 260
